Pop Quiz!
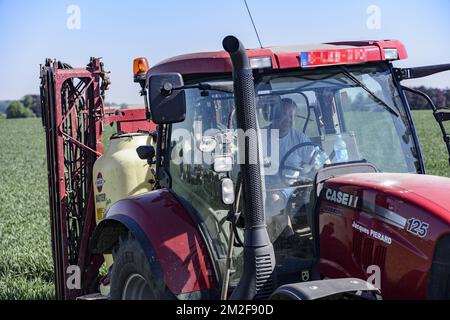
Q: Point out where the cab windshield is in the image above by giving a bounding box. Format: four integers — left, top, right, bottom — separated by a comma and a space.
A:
169, 62, 420, 285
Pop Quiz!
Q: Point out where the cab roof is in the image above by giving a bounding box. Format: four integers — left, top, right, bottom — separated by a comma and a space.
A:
149, 40, 407, 76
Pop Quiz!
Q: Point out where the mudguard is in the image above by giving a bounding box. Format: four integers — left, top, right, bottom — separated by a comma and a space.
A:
90, 189, 216, 298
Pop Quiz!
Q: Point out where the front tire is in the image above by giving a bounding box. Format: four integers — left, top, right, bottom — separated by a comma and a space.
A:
110, 233, 174, 300
428, 235, 450, 299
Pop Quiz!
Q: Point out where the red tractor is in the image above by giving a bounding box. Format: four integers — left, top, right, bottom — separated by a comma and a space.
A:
40, 36, 450, 300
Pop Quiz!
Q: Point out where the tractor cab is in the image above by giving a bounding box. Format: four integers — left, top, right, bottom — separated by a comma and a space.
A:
144, 40, 432, 292
166, 63, 417, 283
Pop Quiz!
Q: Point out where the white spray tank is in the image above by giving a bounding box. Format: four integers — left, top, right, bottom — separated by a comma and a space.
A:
93, 132, 157, 270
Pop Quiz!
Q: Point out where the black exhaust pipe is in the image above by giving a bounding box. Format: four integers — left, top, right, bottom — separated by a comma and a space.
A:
222, 35, 276, 300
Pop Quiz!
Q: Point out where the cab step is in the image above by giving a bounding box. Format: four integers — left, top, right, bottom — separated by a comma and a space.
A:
76, 293, 108, 300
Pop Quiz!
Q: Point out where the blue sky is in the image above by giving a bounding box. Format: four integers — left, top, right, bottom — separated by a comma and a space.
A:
0, 0, 449, 104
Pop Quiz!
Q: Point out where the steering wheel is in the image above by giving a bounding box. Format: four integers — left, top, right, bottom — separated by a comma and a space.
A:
278, 142, 324, 187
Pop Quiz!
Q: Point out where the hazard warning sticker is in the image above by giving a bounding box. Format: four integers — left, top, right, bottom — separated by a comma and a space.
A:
96, 172, 105, 192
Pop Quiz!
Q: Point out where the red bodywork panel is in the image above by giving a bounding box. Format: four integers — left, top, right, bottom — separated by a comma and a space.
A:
150, 49, 278, 75
105, 189, 215, 295
104, 108, 155, 134
319, 173, 450, 299
149, 40, 407, 75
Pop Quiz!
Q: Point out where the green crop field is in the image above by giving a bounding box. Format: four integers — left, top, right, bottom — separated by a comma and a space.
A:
0, 118, 54, 299
413, 111, 450, 178
0, 110, 449, 299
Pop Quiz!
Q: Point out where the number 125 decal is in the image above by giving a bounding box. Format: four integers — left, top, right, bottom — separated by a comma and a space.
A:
406, 218, 429, 238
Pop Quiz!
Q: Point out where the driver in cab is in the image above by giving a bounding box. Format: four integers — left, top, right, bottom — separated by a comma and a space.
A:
263, 97, 321, 241
264, 97, 315, 187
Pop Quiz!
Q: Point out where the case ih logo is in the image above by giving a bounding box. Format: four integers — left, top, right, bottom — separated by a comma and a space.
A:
324, 188, 359, 208
96, 172, 105, 192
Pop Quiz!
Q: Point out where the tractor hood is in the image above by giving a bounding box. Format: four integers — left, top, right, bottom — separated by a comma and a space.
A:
324, 173, 450, 223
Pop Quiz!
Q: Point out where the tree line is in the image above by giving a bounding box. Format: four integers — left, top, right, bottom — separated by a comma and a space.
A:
404, 86, 450, 110
1, 95, 129, 119
349, 87, 449, 111
4, 95, 40, 119
1, 87, 448, 119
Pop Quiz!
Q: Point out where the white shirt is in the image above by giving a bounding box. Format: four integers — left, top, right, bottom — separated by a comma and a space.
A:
263, 127, 313, 186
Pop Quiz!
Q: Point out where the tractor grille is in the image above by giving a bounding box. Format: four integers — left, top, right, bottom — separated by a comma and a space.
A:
353, 231, 363, 263
362, 238, 374, 268
374, 245, 387, 270
353, 229, 387, 272
254, 254, 274, 299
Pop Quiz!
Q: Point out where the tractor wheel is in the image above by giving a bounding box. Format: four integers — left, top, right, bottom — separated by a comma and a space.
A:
109, 233, 175, 300
427, 235, 450, 299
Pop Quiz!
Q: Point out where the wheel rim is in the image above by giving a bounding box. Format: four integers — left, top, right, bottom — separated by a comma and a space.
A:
122, 273, 153, 300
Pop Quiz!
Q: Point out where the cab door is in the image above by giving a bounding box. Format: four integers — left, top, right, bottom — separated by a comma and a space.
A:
168, 89, 241, 284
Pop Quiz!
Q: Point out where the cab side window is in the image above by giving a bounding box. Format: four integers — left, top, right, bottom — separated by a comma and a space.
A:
169, 89, 235, 260
282, 92, 320, 138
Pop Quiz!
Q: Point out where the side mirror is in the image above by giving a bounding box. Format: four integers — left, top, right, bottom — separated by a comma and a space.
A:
148, 73, 186, 124
136, 145, 156, 164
